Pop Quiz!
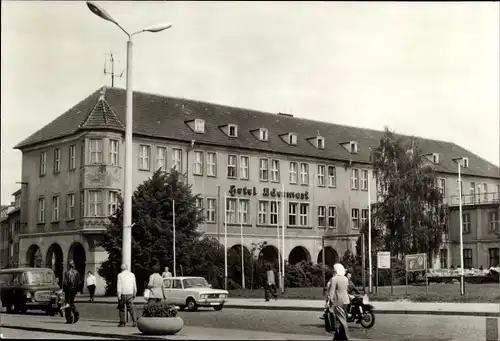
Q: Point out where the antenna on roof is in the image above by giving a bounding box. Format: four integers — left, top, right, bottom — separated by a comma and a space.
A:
104, 52, 124, 87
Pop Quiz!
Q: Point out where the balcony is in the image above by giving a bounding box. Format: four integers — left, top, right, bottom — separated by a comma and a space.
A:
449, 192, 500, 207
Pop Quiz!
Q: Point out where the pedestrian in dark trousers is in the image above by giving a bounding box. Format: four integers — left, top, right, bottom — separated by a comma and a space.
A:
264, 265, 278, 301
117, 264, 137, 327
63, 259, 82, 324
86, 271, 97, 302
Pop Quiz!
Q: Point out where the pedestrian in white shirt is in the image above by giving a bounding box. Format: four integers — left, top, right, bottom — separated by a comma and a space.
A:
86, 271, 97, 302
162, 266, 173, 278
117, 264, 137, 327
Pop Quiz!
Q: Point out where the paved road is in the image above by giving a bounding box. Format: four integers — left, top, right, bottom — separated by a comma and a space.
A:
0, 327, 112, 339
6, 303, 486, 341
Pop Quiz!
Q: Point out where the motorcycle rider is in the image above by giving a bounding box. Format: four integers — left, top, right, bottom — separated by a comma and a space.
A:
346, 271, 360, 319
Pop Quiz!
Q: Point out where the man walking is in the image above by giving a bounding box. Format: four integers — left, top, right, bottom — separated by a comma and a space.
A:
117, 264, 137, 327
264, 265, 278, 301
63, 259, 81, 324
86, 271, 97, 302
162, 266, 173, 278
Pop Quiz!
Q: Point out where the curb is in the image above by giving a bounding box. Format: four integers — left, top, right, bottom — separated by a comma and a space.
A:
1, 325, 165, 340
75, 300, 499, 317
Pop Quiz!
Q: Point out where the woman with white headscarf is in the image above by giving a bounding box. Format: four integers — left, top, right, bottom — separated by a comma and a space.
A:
326, 263, 350, 340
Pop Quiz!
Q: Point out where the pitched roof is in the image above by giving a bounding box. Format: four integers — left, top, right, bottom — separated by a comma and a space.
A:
15, 86, 499, 179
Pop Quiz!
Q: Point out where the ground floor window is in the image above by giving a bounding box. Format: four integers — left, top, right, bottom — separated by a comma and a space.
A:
439, 249, 448, 269
463, 248, 472, 269
489, 248, 499, 267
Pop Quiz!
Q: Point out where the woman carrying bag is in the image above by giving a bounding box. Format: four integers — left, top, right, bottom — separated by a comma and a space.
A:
146, 264, 166, 306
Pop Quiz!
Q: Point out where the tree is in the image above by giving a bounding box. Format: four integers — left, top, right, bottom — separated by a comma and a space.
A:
368, 128, 448, 259
98, 169, 204, 294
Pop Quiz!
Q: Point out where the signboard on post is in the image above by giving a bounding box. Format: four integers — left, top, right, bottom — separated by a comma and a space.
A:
377, 252, 391, 269
405, 253, 429, 296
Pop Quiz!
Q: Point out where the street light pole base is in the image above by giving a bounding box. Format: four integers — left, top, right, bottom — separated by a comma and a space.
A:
460, 275, 465, 296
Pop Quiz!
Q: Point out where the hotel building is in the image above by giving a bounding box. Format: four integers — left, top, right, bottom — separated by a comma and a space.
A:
8, 86, 499, 294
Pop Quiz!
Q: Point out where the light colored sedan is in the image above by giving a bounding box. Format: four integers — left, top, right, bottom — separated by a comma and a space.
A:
162, 276, 228, 311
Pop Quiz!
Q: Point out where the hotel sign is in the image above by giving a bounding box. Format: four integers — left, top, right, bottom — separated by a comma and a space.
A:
228, 185, 309, 200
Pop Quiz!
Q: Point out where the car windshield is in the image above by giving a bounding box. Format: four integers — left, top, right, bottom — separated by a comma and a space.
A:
182, 278, 209, 288
27, 271, 55, 285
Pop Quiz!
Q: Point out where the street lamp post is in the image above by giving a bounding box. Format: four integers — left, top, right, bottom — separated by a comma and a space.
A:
453, 157, 465, 296
87, 1, 172, 270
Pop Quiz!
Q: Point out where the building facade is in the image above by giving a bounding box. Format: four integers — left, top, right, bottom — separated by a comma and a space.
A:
0, 190, 23, 269
11, 86, 500, 294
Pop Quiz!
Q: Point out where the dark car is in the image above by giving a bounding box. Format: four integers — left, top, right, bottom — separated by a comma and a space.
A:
0, 267, 60, 314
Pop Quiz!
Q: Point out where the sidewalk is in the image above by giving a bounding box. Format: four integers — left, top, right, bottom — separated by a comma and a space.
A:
0, 314, 347, 340
75, 295, 500, 317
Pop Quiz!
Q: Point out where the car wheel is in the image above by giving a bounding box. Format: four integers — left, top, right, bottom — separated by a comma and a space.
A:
213, 304, 223, 311
186, 298, 198, 312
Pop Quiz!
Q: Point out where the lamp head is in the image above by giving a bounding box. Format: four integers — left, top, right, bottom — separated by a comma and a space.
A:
143, 23, 172, 33
87, 1, 118, 24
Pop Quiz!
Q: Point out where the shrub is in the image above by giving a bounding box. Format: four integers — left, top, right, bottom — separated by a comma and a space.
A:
142, 301, 178, 318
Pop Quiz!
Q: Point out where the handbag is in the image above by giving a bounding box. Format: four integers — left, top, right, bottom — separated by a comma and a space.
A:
143, 288, 151, 301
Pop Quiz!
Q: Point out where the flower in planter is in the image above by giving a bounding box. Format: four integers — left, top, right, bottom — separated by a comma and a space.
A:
142, 301, 179, 318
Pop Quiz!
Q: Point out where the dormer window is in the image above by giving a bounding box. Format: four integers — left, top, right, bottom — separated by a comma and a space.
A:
432, 153, 439, 164
194, 119, 205, 133
350, 141, 358, 154
463, 157, 469, 168
259, 128, 268, 141
317, 137, 325, 149
228, 124, 238, 137
288, 133, 297, 145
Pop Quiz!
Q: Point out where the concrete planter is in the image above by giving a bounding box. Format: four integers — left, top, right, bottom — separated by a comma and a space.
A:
137, 316, 184, 335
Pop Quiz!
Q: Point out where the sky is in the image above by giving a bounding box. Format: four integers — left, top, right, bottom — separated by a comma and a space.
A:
1, 1, 499, 205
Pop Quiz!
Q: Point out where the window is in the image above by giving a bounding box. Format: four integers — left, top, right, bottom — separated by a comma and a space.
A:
228, 124, 238, 137
226, 198, 237, 223
350, 141, 358, 153
260, 159, 269, 181
317, 165, 325, 186
109, 140, 119, 165
156, 146, 167, 171
463, 249, 472, 269
437, 178, 446, 197
69, 145, 76, 170
328, 166, 336, 187
206, 198, 216, 222
193, 151, 204, 175
259, 128, 268, 141
483, 183, 488, 200
271, 160, 280, 182
139, 145, 151, 170
462, 213, 470, 233
227, 155, 237, 178
239, 156, 249, 180
318, 206, 326, 227
40, 152, 47, 176
289, 162, 298, 184
258, 201, 268, 225
477, 184, 482, 201
351, 169, 359, 189
328, 206, 336, 229
463, 157, 469, 168
80, 191, 85, 217
489, 248, 499, 267
89, 139, 103, 164
51, 195, 60, 221
172, 148, 183, 171
207, 152, 217, 176
37, 197, 45, 223
195, 197, 203, 210
238, 199, 250, 224
88, 190, 103, 217
300, 163, 309, 185
317, 137, 325, 149
361, 170, 368, 190
470, 182, 476, 202
194, 119, 205, 133
351, 208, 359, 229
489, 211, 499, 232
270, 201, 280, 225
53, 149, 61, 173
67, 193, 75, 220
288, 133, 297, 145
108, 191, 118, 216
288, 203, 298, 226
432, 153, 439, 164
361, 209, 369, 227
299, 203, 309, 226
440, 249, 448, 269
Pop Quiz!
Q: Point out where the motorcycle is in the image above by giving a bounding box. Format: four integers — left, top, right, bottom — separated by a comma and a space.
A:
323, 294, 375, 331
48, 290, 79, 324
